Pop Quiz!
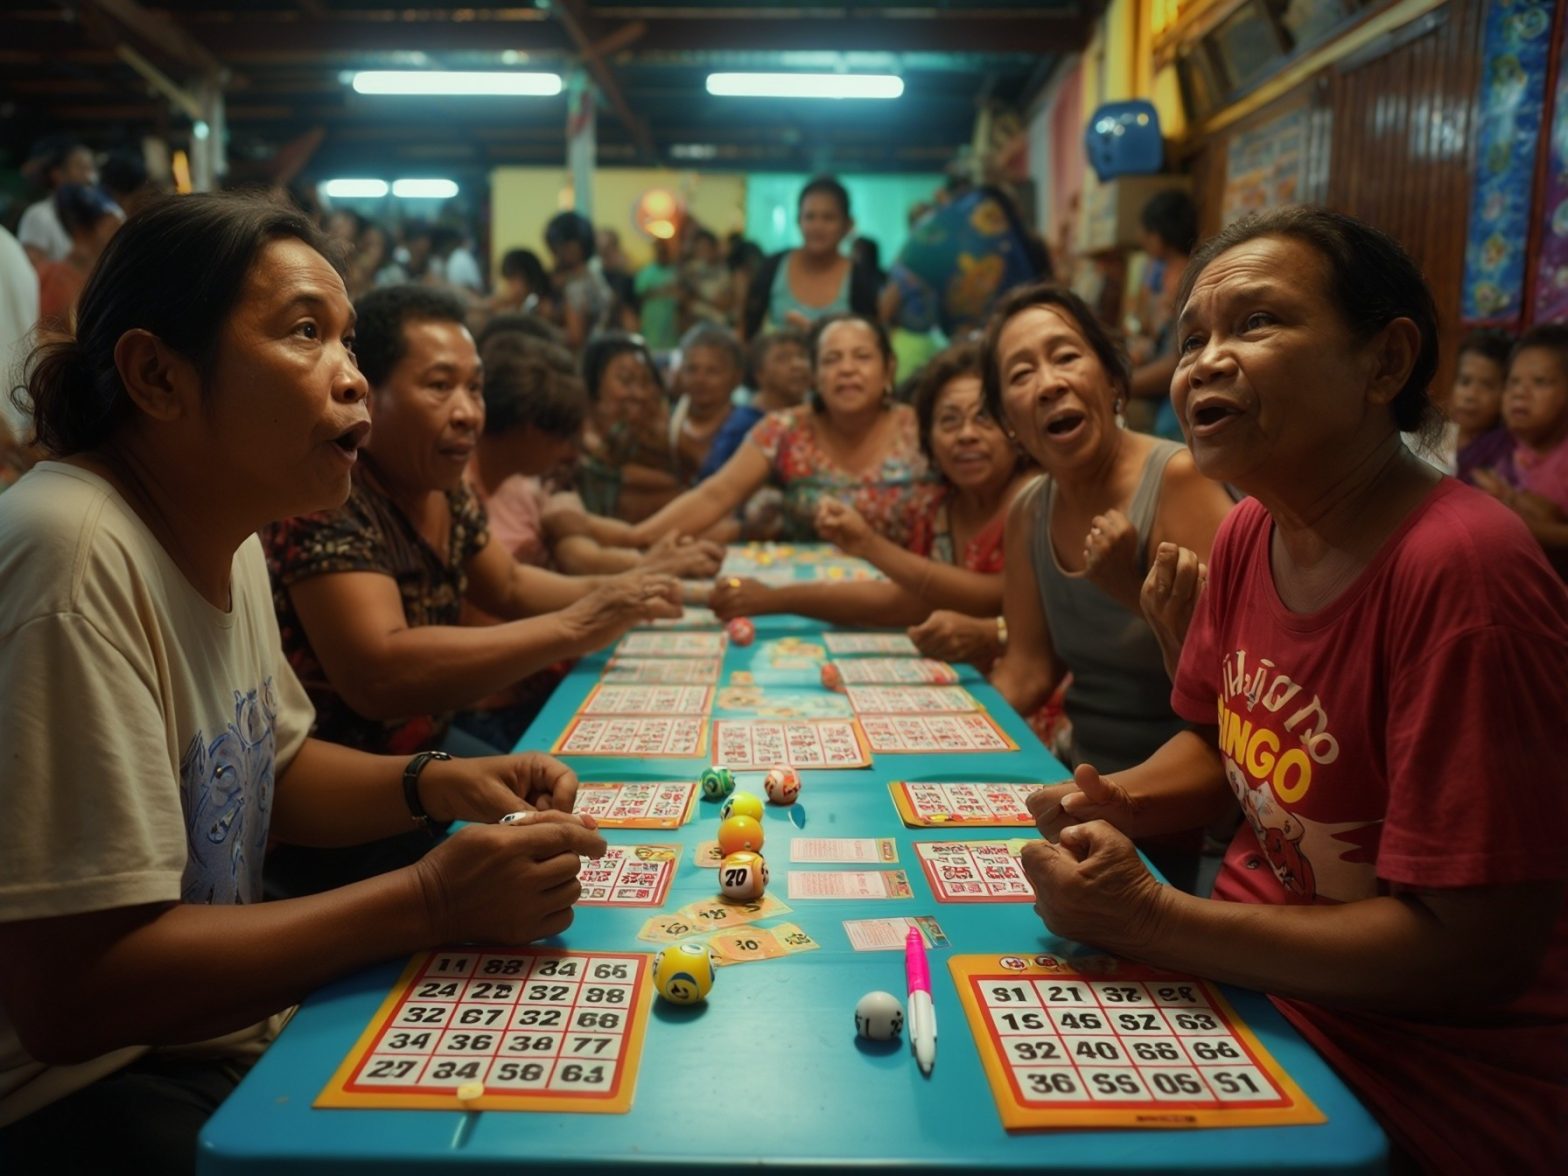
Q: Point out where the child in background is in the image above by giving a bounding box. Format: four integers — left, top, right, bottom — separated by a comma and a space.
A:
1474, 323, 1568, 575
1450, 328, 1515, 485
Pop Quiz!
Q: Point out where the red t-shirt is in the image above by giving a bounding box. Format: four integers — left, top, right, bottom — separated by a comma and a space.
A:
1172, 479, 1568, 1171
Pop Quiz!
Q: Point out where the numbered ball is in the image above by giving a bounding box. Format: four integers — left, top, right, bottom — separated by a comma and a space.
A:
726, 617, 756, 646
700, 766, 736, 801
854, 990, 905, 1041
720, 790, 764, 822
718, 851, 769, 900
652, 943, 715, 1005
716, 814, 764, 855
763, 765, 801, 805
820, 663, 845, 693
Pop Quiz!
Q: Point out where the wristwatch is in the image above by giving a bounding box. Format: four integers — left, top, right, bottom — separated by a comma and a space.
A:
403, 750, 453, 835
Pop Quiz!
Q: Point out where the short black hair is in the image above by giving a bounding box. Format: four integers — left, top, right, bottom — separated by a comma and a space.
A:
99, 151, 148, 203
1458, 327, 1513, 370
581, 331, 664, 403
979, 283, 1130, 425
1139, 189, 1198, 255
483, 342, 586, 439
545, 211, 596, 259
749, 327, 808, 385
1175, 206, 1439, 436
53, 185, 118, 237
353, 284, 469, 388
1510, 322, 1568, 378
477, 312, 563, 352
23, 192, 339, 456
799, 175, 851, 219
499, 248, 549, 290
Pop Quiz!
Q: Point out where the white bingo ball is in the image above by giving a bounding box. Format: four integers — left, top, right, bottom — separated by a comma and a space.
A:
854, 990, 905, 1041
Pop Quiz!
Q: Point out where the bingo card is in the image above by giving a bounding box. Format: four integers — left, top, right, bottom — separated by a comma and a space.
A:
915, 840, 1034, 902
860, 713, 1018, 754
845, 685, 980, 714
316, 948, 651, 1113
889, 780, 1063, 827
832, 657, 960, 685
552, 716, 707, 758
822, 632, 920, 656
571, 781, 699, 828
950, 954, 1324, 1130
578, 684, 714, 716
615, 631, 725, 658
600, 657, 721, 685
577, 844, 680, 906
712, 718, 871, 769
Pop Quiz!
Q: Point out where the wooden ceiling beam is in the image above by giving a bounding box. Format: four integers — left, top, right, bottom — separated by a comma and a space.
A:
549, 1, 658, 163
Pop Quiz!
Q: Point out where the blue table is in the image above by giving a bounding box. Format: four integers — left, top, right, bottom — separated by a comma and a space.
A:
199, 611, 1386, 1174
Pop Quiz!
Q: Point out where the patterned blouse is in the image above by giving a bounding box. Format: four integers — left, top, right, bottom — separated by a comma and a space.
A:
263, 466, 490, 755
745, 403, 944, 549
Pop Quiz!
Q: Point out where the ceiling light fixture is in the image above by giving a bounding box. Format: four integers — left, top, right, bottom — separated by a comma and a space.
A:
351, 71, 563, 96
321, 178, 390, 199
391, 178, 460, 199
705, 73, 904, 100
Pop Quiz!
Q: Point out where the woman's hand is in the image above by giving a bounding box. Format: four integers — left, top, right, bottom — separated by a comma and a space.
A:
1141, 541, 1207, 681
1026, 763, 1141, 842
814, 496, 875, 556
561, 573, 682, 651
708, 575, 776, 620
907, 610, 1002, 665
641, 533, 725, 579
420, 752, 581, 822
1018, 820, 1175, 956
1081, 509, 1144, 610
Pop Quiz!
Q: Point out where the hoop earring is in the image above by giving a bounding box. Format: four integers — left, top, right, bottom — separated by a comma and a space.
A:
1114, 397, 1127, 430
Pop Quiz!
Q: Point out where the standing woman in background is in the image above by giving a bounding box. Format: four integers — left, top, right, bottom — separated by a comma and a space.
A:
742, 177, 880, 340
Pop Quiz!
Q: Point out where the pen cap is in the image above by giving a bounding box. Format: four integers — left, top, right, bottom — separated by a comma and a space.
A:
904, 927, 931, 992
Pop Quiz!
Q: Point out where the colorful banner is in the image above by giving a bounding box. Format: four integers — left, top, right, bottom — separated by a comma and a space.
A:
1462, 0, 1555, 325
1533, 16, 1568, 322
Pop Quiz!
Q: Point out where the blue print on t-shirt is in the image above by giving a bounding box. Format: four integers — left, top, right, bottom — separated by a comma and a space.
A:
178, 679, 278, 905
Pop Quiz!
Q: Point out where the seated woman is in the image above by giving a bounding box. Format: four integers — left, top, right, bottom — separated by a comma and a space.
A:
981, 282, 1235, 888
467, 334, 721, 579
669, 322, 749, 484
0, 194, 608, 1174
1021, 208, 1568, 1171
575, 331, 685, 525
709, 342, 1027, 635
264, 285, 682, 761
628, 312, 944, 550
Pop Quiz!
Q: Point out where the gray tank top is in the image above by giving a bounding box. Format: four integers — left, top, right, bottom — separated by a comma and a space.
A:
1027, 438, 1189, 773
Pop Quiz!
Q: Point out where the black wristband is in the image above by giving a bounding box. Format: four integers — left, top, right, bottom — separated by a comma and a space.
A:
402, 750, 452, 835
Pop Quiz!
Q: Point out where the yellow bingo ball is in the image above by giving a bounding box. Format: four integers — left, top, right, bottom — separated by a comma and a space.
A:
719, 851, 769, 901
717, 814, 764, 856
720, 791, 764, 822
652, 942, 715, 1005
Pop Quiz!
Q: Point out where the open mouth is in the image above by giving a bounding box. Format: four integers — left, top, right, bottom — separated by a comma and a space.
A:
333, 420, 371, 455
1190, 399, 1243, 431
1045, 411, 1085, 436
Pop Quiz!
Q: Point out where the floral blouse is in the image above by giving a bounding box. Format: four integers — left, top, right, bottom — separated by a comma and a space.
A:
263, 467, 490, 756
745, 404, 944, 549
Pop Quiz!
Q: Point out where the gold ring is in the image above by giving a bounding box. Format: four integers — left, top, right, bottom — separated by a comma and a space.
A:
726, 577, 741, 589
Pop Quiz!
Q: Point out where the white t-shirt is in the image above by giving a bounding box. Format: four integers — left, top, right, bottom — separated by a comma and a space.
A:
0, 462, 314, 1126
445, 246, 484, 292
0, 227, 38, 439
15, 199, 70, 264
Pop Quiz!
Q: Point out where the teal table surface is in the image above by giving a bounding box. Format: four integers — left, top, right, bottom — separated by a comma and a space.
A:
198, 611, 1386, 1174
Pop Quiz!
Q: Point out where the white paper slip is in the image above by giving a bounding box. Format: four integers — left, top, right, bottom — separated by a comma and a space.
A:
788, 837, 899, 864
822, 632, 919, 656
842, 915, 948, 952
786, 869, 913, 900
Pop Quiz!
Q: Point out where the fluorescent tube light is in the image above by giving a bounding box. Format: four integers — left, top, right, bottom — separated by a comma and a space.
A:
392, 178, 459, 199
705, 73, 903, 100
321, 178, 390, 199
351, 71, 563, 97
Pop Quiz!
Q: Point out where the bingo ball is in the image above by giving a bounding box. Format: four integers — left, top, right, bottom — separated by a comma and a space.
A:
820, 663, 845, 693
717, 814, 764, 855
854, 990, 905, 1041
720, 790, 764, 822
700, 766, 736, 801
763, 765, 801, 805
653, 942, 715, 1005
718, 851, 769, 900
726, 618, 756, 646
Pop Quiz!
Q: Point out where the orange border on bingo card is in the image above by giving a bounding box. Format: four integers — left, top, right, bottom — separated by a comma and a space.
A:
887, 781, 1042, 828
948, 954, 1325, 1131
861, 712, 1020, 755
711, 718, 873, 769
315, 948, 653, 1113
551, 715, 711, 758
577, 683, 715, 717
573, 781, 700, 829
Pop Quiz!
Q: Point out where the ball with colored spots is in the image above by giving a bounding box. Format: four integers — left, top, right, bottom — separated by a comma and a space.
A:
720, 790, 764, 822
854, 990, 904, 1041
726, 617, 756, 646
699, 766, 736, 801
763, 765, 801, 805
718, 851, 768, 900
820, 663, 845, 693
716, 814, 764, 855
652, 942, 716, 1005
